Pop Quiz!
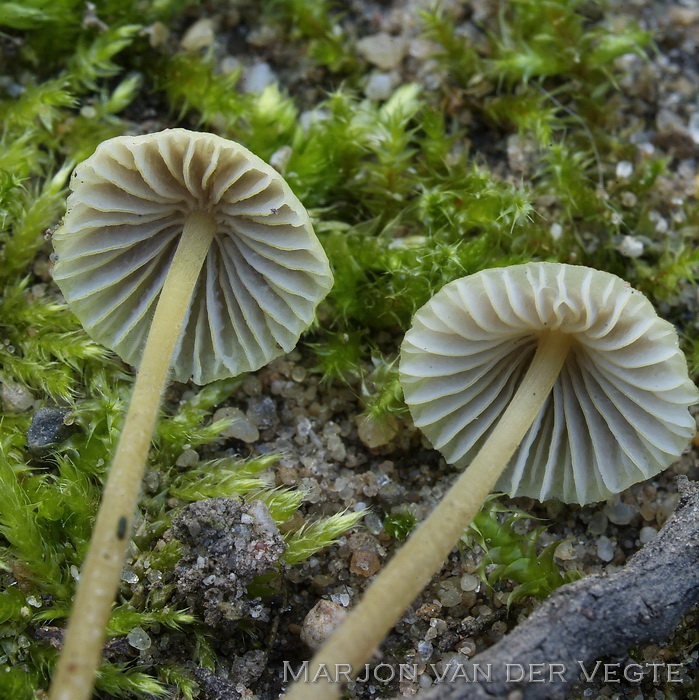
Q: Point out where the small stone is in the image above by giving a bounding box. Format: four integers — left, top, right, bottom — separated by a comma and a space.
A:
300, 600, 347, 650
349, 550, 380, 577
639, 501, 657, 521
26, 407, 76, 455
247, 24, 280, 48
193, 668, 241, 699
242, 374, 262, 396
620, 191, 637, 208
220, 55, 241, 74
240, 62, 277, 94
299, 109, 329, 133
416, 640, 433, 660
437, 578, 462, 607
656, 108, 685, 135
588, 511, 608, 535
146, 21, 169, 49
618, 235, 644, 258
549, 223, 563, 241
365, 72, 394, 101
650, 211, 668, 234
246, 396, 278, 428
326, 434, 346, 462
668, 6, 699, 26
605, 502, 638, 526
291, 366, 306, 382
1, 380, 34, 413
364, 513, 383, 536
639, 526, 657, 544
356, 414, 398, 448
269, 145, 292, 173
176, 448, 200, 468
214, 407, 259, 443
172, 498, 284, 627
459, 573, 479, 592
121, 566, 139, 584
356, 33, 407, 70
554, 541, 576, 561
615, 160, 633, 178
180, 18, 216, 52
127, 626, 152, 651
689, 112, 699, 145
596, 536, 615, 562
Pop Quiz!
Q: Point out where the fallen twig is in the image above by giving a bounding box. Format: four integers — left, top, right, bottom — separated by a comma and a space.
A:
415, 476, 699, 700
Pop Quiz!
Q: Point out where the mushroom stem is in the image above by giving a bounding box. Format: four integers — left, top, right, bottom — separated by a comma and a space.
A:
284, 330, 573, 700
49, 209, 218, 700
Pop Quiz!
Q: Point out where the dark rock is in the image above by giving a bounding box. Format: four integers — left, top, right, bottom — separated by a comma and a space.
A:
246, 396, 279, 429
193, 667, 241, 700
171, 498, 285, 628
26, 407, 76, 456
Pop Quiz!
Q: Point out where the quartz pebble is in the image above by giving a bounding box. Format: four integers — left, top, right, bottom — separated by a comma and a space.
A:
127, 626, 152, 651
247, 396, 278, 428
269, 145, 292, 173
350, 550, 380, 577
300, 600, 347, 650
1, 380, 34, 413
121, 566, 139, 584
459, 573, 479, 592
180, 18, 215, 52
588, 511, 608, 535
615, 160, 633, 178
437, 578, 462, 607
689, 112, 699, 145
417, 639, 433, 661
213, 407, 259, 443
356, 33, 407, 70
639, 526, 658, 544
241, 62, 277, 93
554, 540, 576, 561
356, 414, 397, 448
596, 536, 615, 562
605, 502, 638, 526
365, 72, 394, 100
176, 448, 200, 468
618, 235, 644, 258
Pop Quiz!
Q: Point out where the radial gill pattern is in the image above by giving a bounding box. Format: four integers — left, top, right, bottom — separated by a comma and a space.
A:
52, 129, 333, 384
400, 263, 699, 504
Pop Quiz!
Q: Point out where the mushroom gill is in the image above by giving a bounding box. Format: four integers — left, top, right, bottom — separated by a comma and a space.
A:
400, 262, 698, 504
53, 128, 332, 384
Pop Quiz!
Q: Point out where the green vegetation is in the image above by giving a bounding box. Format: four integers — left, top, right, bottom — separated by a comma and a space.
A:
383, 510, 418, 542
461, 497, 581, 605
1, 0, 697, 696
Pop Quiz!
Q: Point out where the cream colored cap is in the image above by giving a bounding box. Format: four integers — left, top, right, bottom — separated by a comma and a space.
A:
400, 262, 699, 504
53, 129, 333, 384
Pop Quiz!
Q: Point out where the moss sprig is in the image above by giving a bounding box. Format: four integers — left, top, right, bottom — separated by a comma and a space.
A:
462, 497, 581, 606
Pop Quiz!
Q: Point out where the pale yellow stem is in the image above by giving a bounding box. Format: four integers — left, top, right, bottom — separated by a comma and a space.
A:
49, 210, 217, 700
284, 330, 572, 700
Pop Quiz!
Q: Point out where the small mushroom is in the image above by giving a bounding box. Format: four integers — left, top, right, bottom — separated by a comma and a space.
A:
402, 262, 699, 504
284, 262, 698, 700
49, 129, 332, 700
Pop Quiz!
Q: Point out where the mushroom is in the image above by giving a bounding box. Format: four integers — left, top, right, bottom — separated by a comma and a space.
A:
284, 262, 698, 700
49, 129, 332, 700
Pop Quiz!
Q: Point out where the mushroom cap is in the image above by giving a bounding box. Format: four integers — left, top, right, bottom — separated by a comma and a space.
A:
52, 129, 332, 384
400, 262, 699, 504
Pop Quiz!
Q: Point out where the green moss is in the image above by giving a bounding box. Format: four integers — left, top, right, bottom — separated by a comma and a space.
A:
462, 497, 582, 605
383, 510, 417, 542
1, 0, 697, 694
